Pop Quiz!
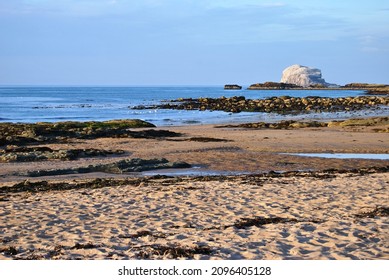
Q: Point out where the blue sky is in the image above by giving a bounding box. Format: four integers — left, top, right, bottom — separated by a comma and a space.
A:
0, 0, 388, 85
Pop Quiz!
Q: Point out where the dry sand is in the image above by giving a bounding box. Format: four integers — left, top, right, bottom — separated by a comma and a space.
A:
0, 123, 388, 259
0, 173, 388, 260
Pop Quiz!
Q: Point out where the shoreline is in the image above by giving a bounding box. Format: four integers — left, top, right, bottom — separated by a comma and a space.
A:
2, 86, 388, 126
1, 117, 389, 181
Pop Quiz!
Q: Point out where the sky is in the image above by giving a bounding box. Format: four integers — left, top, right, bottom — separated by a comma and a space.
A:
0, 0, 388, 85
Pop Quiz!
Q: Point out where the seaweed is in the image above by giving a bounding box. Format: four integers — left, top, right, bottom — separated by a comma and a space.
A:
0, 246, 18, 256
355, 206, 389, 218
233, 217, 299, 229
118, 230, 168, 239
134, 244, 212, 259
71, 243, 99, 250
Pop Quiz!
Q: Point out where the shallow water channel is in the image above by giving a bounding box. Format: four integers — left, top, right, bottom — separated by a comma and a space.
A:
284, 153, 389, 160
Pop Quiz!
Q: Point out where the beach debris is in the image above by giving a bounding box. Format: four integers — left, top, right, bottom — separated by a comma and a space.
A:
355, 206, 389, 218
46, 245, 63, 258
133, 244, 212, 259
0, 246, 18, 256
232, 216, 323, 229
233, 217, 298, 229
203, 216, 323, 230
119, 230, 168, 239
71, 243, 99, 250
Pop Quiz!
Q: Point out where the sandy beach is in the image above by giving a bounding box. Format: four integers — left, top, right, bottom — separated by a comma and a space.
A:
2, 0, 389, 267
1, 119, 388, 260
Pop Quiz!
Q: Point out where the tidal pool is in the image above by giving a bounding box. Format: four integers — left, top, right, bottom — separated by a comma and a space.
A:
285, 153, 389, 160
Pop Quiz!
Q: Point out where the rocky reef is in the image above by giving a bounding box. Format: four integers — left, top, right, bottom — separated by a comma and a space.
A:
0, 146, 125, 162
0, 120, 182, 146
216, 117, 389, 131
280, 64, 335, 87
17, 158, 191, 177
217, 120, 327, 129
342, 83, 389, 95
224, 84, 242, 90
246, 81, 389, 92
248, 82, 303, 90
132, 95, 389, 114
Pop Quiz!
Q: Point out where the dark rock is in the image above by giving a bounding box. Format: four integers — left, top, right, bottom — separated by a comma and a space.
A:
188, 137, 230, 142
0, 147, 125, 162
367, 88, 389, 95
127, 129, 181, 139
0, 246, 18, 256
343, 83, 386, 89
140, 95, 389, 115
216, 120, 327, 130
20, 158, 191, 177
0, 120, 185, 146
248, 82, 302, 90
171, 161, 192, 169
342, 83, 389, 95
224, 84, 242, 90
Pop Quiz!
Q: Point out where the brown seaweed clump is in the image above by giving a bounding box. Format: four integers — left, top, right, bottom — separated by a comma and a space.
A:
134, 244, 212, 259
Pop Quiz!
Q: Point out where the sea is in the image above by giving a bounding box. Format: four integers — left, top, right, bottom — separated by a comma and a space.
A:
0, 86, 387, 126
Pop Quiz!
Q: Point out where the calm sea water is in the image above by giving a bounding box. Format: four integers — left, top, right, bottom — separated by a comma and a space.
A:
0, 86, 386, 126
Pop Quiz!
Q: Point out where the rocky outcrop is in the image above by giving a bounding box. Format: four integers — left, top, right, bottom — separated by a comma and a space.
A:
0, 120, 182, 146
342, 83, 389, 95
280, 64, 333, 87
217, 117, 389, 131
19, 158, 191, 177
217, 120, 326, 129
0, 147, 125, 162
132, 95, 389, 114
224, 84, 242, 90
248, 82, 302, 90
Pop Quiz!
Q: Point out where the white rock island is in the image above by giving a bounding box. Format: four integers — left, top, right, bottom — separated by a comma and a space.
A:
280, 64, 334, 87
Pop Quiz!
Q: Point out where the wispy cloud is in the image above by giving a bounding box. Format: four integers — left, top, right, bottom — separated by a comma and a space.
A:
359, 35, 389, 53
